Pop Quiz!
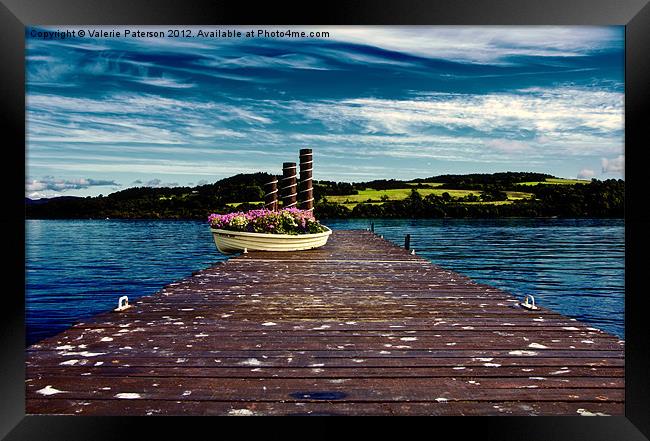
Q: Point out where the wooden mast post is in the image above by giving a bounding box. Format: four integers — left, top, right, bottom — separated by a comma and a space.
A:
264, 177, 278, 211
280, 162, 297, 208
298, 148, 314, 212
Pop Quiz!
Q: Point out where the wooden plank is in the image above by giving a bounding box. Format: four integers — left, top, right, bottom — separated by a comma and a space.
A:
26, 399, 624, 416
26, 230, 624, 416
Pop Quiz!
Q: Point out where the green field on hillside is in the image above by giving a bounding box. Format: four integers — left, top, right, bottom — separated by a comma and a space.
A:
406, 182, 444, 188
326, 188, 480, 204
324, 187, 534, 209
516, 178, 590, 186
229, 186, 535, 209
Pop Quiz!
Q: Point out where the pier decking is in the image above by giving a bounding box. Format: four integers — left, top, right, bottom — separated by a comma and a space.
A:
26, 230, 624, 416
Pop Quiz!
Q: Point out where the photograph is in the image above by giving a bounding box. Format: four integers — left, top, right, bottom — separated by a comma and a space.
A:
22, 24, 629, 417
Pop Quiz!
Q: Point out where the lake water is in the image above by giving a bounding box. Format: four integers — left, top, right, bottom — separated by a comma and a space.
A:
25, 218, 624, 345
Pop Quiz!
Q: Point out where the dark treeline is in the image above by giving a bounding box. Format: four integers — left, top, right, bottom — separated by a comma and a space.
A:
25, 173, 624, 220
415, 172, 555, 190
316, 179, 624, 219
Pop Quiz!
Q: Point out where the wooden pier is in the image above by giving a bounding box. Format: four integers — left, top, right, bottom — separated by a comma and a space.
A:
26, 230, 624, 416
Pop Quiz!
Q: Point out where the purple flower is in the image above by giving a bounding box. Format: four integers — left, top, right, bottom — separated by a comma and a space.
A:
208, 207, 324, 234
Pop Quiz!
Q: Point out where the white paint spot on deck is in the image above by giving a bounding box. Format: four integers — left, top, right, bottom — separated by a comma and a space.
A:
528, 343, 548, 349
60, 360, 79, 366
61, 351, 106, 357
55, 345, 74, 350
262, 322, 277, 326
563, 327, 579, 331
352, 359, 365, 363
400, 337, 417, 342
115, 393, 141, 399
508, 350, 538, 356
239, 358, 262, 366
182, 391, 192, 396
100, 337, 113, 342
435, 398, 448, 402
36, 385, 66, 395
484, 363, 501, 367
577, 408, 609, 416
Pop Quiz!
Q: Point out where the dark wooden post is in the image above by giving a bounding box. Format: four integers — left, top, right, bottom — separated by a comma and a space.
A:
404, 234, 411, 250
298, 148, 314, 212
370, 222, 375, 233
280, 162, 297, 209
264, 177, 278, 211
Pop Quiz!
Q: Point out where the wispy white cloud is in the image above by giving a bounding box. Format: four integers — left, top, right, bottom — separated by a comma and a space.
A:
140, 178, 179, 187
326, 26, 622, 64
577, 168, 596, 179
133, 76, 196, 89
26, 176, 119, 198
484, 139, 533, 153
602, 155, 624, 174
274, 86, 623, 159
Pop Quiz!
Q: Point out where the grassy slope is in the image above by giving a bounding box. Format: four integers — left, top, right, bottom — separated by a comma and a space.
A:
516, 178, 590, 186
326, 187, 533, 207
228, 178, 583, 209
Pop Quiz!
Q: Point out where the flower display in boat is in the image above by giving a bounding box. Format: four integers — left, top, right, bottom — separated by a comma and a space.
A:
208, 208, 327, 234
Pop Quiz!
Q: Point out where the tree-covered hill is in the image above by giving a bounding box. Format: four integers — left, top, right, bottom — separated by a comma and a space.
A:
25, 172, 624, 220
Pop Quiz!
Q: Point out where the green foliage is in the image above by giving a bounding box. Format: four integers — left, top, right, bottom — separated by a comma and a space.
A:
25, 173, 624, 220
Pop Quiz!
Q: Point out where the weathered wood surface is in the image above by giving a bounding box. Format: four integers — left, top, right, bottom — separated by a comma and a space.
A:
26, 230, 624, 416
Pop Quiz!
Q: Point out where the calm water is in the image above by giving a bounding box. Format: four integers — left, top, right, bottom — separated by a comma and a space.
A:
26, 218, 624, 345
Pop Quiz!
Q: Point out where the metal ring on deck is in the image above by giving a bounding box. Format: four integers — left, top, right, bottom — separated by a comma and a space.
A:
520, 295, 538, 310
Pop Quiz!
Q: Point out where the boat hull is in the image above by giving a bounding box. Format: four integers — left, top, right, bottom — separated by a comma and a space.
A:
210, 227, 332, 254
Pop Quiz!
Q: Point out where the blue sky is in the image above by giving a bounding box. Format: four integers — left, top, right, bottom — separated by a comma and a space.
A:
26, 26, 624, 198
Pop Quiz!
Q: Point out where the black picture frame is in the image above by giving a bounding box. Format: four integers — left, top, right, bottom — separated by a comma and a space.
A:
2, 0, 648, 438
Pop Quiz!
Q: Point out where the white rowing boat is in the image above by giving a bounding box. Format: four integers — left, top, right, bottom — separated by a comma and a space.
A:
211, 226, 332, 254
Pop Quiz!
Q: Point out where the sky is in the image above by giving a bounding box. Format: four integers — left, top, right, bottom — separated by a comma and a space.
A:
26, 26, 625, 199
